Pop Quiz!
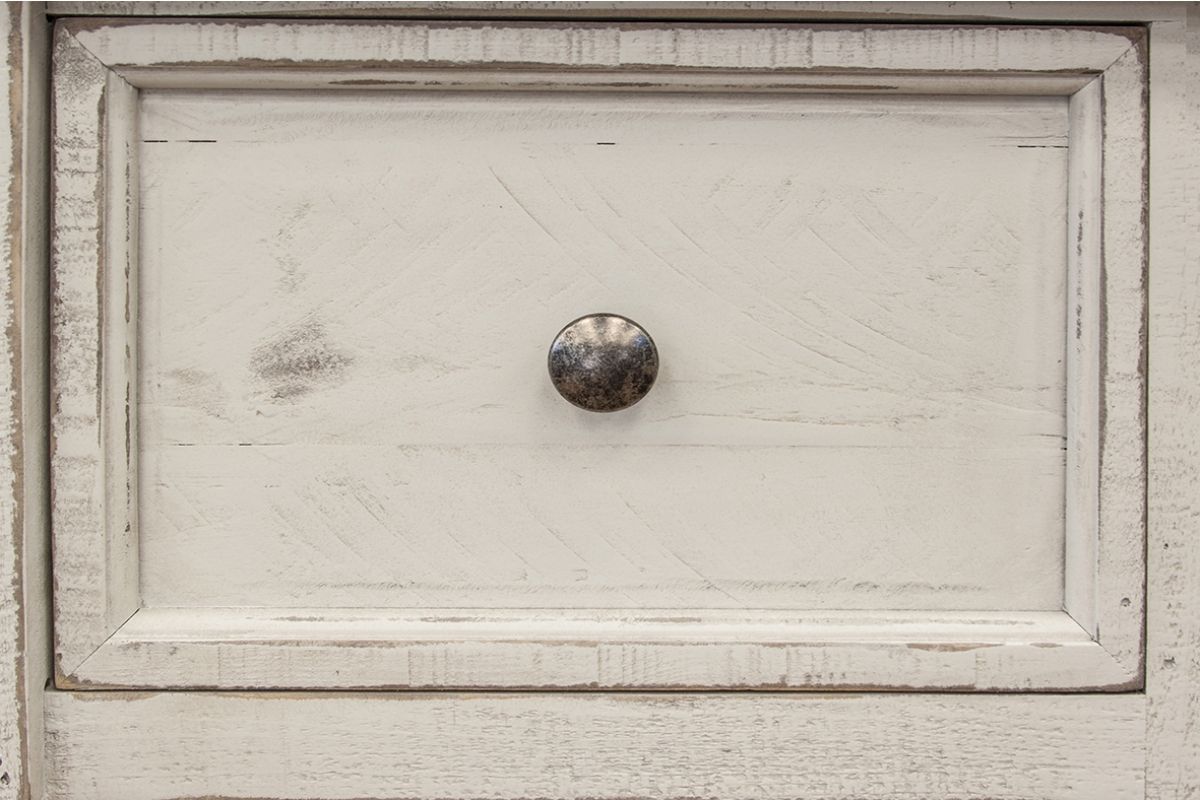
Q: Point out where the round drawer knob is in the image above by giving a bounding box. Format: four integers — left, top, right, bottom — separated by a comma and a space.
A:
548, 313, 659, 412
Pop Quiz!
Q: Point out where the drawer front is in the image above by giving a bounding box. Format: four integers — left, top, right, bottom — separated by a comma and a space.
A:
50, 20, 1147, 690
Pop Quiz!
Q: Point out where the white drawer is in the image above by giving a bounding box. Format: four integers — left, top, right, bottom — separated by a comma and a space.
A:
50, 19, 1147, 691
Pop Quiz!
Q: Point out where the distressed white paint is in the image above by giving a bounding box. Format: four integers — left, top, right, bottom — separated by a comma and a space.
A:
51, 19, 1147, 691
49, 27, 140, 679
0, 3, 1188, 800
68, 19, 1142, 75
134, 83, 1073, 614
1064, 77, 1103, 639
1146, 8, 1200, 798
120, 68, 1097, 94
0, 7, 25, 796
69, 607, 1130, 691
38, 0, 1192, 23
137, 446, 1068, 610
1090, 41, 1149, 679
0, 4, 49, 800
43, 691, 1148, 800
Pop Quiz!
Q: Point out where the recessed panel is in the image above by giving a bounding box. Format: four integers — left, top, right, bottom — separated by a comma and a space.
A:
137, 90, 1069, 611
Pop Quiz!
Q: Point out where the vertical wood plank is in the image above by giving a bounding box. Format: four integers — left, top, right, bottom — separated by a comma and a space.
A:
100, 68, 137, 635
1095, 38, 1150, 679
1146, 8, 1200, 798
1064, 77, 1102, 637
0, 6, 26, 794
0, 3, 49, 799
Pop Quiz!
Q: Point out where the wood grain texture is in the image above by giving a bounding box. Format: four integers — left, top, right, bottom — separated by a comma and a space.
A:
0, 6, 19, 800
67, 607, 1131, 691
1064, 77, 1103, 639
135, 88, 1071, 613
0, 4, 49, 800
64, 18, 1142, 75
22, 3, 1195, 798
116, 68, 1097, 94
49, 24, 139, 677
43, 690, 1148, 800
1073, 36, 1149, 681
47, 19, 1148, 691
138, 446, 1066, 611
0, 7, 25, 797
17, 2, 1195, 798
40, 1, 1189, 23
1146, 8, 1200, 799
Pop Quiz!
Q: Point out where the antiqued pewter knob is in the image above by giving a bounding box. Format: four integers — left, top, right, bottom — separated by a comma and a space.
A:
548, 313, 659, 412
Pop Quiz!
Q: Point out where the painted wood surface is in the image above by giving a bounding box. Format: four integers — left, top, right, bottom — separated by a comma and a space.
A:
66, 607, 1132, 691
50, 26, 140, 679
1089, 38, 1149, 680
40, 1, 1191, 23
136, 87, 1072, 611
1146, 8, 1200, 799
0, 8, 26, 797
49, 19, 1147, 692
43, 690, 1148, 800
70, 19, 1140, 74
0, 4, 49, 800
6, 3, 1194, 800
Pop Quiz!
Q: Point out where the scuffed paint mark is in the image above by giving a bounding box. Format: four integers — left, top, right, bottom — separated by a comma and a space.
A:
164, 368, 226, 418
249, 318, 352, 401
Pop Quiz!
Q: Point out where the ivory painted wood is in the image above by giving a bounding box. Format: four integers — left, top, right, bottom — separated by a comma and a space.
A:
1146, 8, 1200, 798
49, 26, 139, 679
0, 8, 27, 796
1091, 40, 1150, 680
49, 18, 1148, 691
0, 4, 50, 800
71, 607, 1130, 691
137, 446, 1066, 610
43, 691, 1148, 800
37, 0, 1191, 23
70, 19, 1140, 74
135, 81, 1072, 614
3, 3, 1193, 800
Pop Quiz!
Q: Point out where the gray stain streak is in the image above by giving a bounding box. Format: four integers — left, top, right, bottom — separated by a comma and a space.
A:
250, 319, 352, 401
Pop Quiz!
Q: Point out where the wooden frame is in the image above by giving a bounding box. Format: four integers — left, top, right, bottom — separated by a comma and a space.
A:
48, 18, 1148, 692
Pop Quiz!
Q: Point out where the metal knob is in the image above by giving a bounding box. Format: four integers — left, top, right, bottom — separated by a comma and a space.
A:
548, 313, 659, 412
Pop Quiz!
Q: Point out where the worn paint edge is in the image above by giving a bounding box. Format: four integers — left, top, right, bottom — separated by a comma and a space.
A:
2, 4, 27, 798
